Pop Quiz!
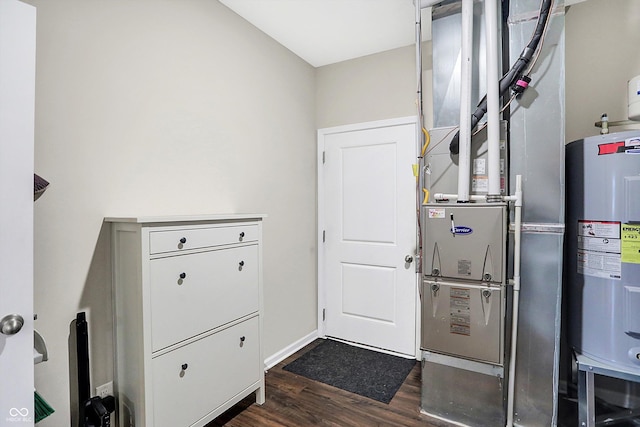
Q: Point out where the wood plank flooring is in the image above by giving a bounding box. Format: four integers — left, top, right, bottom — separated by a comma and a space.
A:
207, 339, 440, 427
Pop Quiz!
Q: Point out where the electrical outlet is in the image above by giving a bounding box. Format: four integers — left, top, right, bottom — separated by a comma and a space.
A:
96, 381, 113, 399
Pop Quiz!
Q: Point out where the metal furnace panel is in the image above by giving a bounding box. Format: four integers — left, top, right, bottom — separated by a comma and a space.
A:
421, 352, 506, 427
421, 280, 504, 364
423, 204, 507, 283
422, 123, 508, 200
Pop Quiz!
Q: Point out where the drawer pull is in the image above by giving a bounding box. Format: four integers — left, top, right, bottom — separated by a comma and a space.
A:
179, 272, 187, 279
240, 336, 246, 347
181, 363, 188, 371
239, 232, 245, 241
239, 261, 245, 267
179, 237, 187, 244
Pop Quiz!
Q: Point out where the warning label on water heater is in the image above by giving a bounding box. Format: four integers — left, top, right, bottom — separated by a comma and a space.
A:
622, 224, 640, 264
577, 220, 621, 280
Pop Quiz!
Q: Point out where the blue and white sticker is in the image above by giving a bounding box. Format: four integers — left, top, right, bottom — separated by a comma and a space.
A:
626, 137, 640, 154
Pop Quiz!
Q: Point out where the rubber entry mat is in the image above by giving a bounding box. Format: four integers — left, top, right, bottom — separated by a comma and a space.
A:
283, 339, 416, 404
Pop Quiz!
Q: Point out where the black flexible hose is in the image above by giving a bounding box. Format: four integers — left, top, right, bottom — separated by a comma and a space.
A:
449, 0, 553, 155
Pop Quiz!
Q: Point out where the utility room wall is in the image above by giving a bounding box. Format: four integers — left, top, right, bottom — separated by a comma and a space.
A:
26, 1, 317, 426
565, 0, 640, 143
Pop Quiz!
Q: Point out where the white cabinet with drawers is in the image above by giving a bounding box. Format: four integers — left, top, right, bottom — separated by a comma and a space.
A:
107, 215, 265, 427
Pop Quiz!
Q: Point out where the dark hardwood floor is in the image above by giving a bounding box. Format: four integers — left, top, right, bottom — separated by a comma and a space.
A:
207, 339, 440, 427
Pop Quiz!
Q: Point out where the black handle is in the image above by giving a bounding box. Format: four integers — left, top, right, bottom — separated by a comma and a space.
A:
240, 336, 246, 342
179, 237, 187, 244
179, 272, 187, 279
239, 261, 245, 267
239, 232, 245, 239
181, 363, 188, 371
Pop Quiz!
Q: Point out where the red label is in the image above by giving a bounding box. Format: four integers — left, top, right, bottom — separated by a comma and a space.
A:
598, 141, 625, 155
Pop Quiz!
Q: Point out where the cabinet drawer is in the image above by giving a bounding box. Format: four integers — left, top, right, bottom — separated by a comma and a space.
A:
149, 224, 258, 255
150, 245, 259, 351
152, 316, 260, 427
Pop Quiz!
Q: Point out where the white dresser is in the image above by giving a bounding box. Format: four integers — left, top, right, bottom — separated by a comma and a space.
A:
106, 215, 265, 427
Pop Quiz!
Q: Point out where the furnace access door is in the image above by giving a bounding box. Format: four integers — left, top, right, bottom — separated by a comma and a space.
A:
422, 204, 507, 283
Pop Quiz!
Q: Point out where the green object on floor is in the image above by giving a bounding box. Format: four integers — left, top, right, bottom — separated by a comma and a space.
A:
34, 390, 54, 423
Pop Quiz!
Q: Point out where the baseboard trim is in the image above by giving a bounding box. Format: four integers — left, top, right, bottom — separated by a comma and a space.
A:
264, 330, 319, 370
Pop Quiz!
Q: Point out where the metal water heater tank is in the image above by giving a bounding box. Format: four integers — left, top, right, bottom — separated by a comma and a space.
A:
566, 130, 640, 371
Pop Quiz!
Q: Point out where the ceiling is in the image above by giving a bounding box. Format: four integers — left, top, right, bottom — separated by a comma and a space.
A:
218, 0, 430, 68
219, 0, 588, 69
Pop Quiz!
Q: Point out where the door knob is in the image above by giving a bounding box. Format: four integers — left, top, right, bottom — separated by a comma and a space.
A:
404, 255, 414, 264
1, 314, 24, 336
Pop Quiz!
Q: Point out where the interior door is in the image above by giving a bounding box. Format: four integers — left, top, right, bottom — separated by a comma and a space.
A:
0, 0, 36, 422
318, 118, 417, 357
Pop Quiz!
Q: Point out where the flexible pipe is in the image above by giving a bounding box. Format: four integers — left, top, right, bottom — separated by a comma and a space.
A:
457, 0, 473, 202
449, 0, 554, 155
485, 0, 500, 198
507, 175, 523, 427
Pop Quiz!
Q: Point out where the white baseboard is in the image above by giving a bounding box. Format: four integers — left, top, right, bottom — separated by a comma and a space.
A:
264, 330, 319, 370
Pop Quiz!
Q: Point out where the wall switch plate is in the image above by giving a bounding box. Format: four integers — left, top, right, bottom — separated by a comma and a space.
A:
96, 381, 113, 399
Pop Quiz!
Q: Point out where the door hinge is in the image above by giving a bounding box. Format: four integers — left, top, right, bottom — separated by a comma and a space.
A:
322, 151, 326, 164
322, 230, 326, 242
322, 308, 326, 321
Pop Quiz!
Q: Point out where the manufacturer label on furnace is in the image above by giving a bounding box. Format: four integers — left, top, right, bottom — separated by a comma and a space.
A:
450, 287, 471, 336
428, 208, 445, 219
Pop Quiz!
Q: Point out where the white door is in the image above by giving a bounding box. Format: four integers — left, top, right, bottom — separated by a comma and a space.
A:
318, 117, 417, 357
0, 0, 36, 423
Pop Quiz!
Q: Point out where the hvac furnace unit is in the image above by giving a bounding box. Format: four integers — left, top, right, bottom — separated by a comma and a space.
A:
565, 130, 640, 372
421, 203, 508, 426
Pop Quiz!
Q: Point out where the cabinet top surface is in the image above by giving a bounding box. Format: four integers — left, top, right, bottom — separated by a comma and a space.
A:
104, 213, 266, 223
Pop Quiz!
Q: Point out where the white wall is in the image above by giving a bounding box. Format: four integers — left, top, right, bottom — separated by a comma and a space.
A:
565, 0, 640, 142
26, 1, 317, 425
316, 43, 433, 129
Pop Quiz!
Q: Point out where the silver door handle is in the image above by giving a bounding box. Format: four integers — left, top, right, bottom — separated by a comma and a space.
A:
1, 314, 24, 336
405, 255, 414, 263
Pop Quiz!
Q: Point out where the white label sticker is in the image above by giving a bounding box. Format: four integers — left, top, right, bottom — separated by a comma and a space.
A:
473, 158, 486, 175
428, 208, 446, 219
577, 221, 622, 280
625, 137, 640, 151
472, 176, 488, 192
578, 220, 620, 239
450, 287, 471, 336
578, 250, 621, 280
577, 235, 621, 253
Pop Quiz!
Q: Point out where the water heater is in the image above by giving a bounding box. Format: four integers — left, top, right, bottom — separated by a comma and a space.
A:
565, 130, 640, 371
